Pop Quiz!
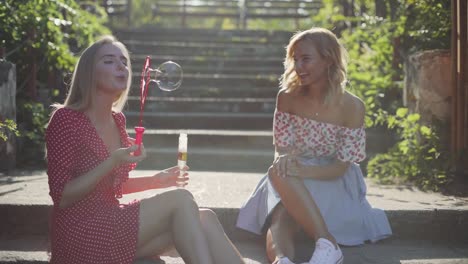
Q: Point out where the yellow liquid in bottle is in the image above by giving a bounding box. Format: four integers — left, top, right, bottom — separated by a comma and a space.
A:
177, 152, 187, 187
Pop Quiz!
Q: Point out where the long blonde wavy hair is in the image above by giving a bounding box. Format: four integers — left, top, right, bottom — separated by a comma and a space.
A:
279, 27, 348, 104
52, 35, 132, 113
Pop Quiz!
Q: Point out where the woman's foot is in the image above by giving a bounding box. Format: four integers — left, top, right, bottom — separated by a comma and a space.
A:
308, 238, 343, 264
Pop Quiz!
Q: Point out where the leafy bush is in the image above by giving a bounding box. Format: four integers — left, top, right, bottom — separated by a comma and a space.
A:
309, 0, 453, 190
15, 101, 50, 168
0, 119, 19, 142
367, 108, 452, 190
1, 0, 111, 168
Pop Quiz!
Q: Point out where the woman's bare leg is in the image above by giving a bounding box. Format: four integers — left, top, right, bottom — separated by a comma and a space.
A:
136, 207, 245, 263
198, 209, 245, 264
137, 188, 213, 264
266, 204, 298, 263
268, 174, 336, 244
135, 231, 173, 258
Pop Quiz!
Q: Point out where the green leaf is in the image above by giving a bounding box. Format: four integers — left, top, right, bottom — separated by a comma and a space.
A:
408, 114, 421, 122
396, 108, 408, 118
420, 126, 431, 136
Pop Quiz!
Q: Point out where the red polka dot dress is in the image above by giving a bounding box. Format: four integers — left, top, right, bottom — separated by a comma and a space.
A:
46, 108, 139, 264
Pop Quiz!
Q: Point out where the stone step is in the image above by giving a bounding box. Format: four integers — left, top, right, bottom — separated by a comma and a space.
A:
124, 111, 273, 130
137, 147, 273, 171
128, 83, 278, 98
1, 236, 467, 264
1, 171, 468, 243
129, 73, 280, 88
130, 54, 284, 69
114, 27, 293, 44
130, 61, 283, 75
124, 39, 285, 56
126, 96, 276, 113
126, 129, 274, 149
126, 129, 274, 171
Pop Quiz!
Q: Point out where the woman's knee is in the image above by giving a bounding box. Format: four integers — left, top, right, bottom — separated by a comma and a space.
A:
145, 189, 197, 213
199, 208, 223, 230
199, 209, 218, 223
172, 188, 194, 200
271, 205, 294, 228
164, 188, 195, 205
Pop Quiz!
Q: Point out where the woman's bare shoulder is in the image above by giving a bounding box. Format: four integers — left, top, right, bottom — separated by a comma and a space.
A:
343, 91, 364, 108
276, 89, 295, 112
341, 91, 365, 128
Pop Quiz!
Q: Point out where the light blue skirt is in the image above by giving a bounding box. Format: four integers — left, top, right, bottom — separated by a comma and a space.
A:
236, 157, 392, 246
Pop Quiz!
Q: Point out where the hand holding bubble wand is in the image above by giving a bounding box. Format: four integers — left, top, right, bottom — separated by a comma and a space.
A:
134, 56, 183, 156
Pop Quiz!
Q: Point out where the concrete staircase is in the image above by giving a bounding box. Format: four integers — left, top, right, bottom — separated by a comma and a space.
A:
114, 27, 288, 171
113, 27, 395, 172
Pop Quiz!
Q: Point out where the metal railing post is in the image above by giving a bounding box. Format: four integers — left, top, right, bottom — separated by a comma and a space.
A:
239, 0, 247, 29
127, 0, 132, 27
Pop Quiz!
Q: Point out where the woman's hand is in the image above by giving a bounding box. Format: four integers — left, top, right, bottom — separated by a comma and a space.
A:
152, 165, 190, 188
110, 138, 147, 165
269, 153, 301, 178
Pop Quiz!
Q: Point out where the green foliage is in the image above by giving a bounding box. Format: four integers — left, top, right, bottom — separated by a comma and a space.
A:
130, 0, 240, 29
341, 20, 399, 127
0, 119, 19, 142
401, 0, 451, 54
127, 0, 158, 27
310, 0, 450, 125
310, 0, 452, 191
16, 101, 50, 168
130, 0, 312, 30
1, 0, 111, 168
1, 0, 110, 94
367, 108, 452, 191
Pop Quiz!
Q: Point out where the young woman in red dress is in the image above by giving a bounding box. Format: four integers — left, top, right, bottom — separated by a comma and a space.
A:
46, 35, 245, 264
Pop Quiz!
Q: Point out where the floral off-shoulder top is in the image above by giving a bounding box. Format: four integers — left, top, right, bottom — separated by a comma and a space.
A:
273, 110, 366, 163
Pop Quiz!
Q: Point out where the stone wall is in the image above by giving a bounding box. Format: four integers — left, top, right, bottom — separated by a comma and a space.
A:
404, 50, 451, 124
0, 60, 17, 172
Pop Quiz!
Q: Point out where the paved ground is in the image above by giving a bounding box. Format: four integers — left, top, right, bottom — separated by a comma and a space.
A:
1, 169, 468, 211
1, 170, 468, 263
0, 236, 467, 264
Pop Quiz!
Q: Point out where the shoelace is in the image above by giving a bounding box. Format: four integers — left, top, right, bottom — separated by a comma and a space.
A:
310, 242, 333, 263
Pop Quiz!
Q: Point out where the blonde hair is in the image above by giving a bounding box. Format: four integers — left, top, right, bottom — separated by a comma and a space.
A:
279, 27, 348, 104
52, 35, 132, 112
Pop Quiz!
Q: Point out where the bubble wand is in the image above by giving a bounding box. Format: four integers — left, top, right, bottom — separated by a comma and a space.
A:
134, 56, 183, 156
134, 56, 151, 156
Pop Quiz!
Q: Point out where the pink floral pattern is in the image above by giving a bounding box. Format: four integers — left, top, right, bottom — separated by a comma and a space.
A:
273, 110, 366, 162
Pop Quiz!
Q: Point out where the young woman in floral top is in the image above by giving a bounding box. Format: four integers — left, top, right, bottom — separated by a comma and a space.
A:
237, 27, 392, 264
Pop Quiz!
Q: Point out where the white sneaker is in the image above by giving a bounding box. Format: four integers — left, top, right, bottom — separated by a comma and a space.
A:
308, 238, 343, 264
